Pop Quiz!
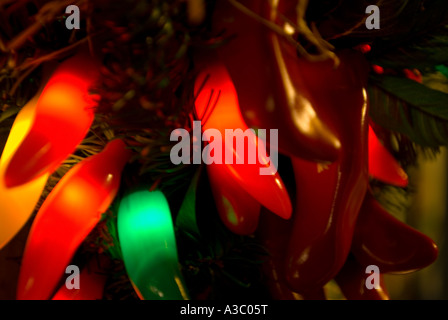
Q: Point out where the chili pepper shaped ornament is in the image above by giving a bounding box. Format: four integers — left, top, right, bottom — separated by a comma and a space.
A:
207, 163, 261, 235
117, 190, 189, 300
211, 0, 341, 162
17, 139, 131, 300
368, 125, 408, 187
0, 95, 49, 249
256, 207, 299, 299
256, 207, 326, 300
194, 62, 291, 220
334, 255, 390, 300
351, 191, 438, 274
285, 49, 370, 294
4, 51, 100, 188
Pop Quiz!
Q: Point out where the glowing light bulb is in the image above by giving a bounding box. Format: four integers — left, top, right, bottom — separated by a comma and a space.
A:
207, 163, 261, 235
117, 190, 189, 300
4, 52, 100, 188
0, 95, 49, 249
17, 139, 131, 300
194, 62, 292, 220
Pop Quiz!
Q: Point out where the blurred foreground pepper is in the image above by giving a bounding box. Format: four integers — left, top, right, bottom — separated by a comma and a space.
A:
285, 49, 370, 294
257, 207, 326, 300
351, 191, 438, 274
335, 254, 390, 300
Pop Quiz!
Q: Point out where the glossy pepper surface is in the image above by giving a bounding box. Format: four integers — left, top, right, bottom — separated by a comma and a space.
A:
335, 254, 390, 300
285, 49, 370, 294
351, 191, 438, 274
211, 0, 341, 162
257, 207, 326, 300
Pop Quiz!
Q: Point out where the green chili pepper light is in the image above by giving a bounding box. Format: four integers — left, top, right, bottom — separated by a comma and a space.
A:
118, 189, 189, 300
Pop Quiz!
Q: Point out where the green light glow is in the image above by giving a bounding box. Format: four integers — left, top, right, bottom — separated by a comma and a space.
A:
117, 189, 189, 300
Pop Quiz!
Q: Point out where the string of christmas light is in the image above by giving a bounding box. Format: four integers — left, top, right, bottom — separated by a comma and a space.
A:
0, 0, 447, 300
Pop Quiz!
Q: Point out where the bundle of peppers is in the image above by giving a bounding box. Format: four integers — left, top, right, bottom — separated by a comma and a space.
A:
201, 0, 439, 300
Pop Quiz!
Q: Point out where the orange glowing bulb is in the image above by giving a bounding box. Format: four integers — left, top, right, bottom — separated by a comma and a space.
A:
4, 52, 100, 188
194, 62, 292, 219
368, 125, 408, 187
0, 95, 49, 249
17, 139, 131, 300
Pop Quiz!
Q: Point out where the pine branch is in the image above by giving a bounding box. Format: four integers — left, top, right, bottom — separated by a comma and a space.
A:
369, 29, 448, 70
368, 80, 448, 148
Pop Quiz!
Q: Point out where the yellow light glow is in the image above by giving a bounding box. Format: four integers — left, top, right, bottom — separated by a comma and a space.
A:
0, 96, 49, 249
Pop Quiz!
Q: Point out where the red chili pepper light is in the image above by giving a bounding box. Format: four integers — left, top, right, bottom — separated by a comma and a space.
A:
368, 125, 408, 187
194, 62, 292, 220
355, 44, 372, 54
4, 52, 100, 188
211, 0, 341, 162
351, 191, 438, 274
403, 68, 423, 83
372, 65, 384, 75
17, 139, 131, 300
207, 163, 261, 235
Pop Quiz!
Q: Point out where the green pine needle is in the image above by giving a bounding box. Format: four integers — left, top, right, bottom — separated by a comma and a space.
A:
368, 77, 448, 148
